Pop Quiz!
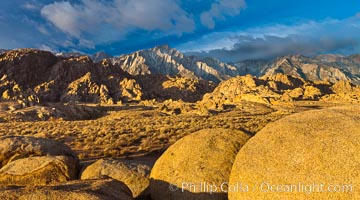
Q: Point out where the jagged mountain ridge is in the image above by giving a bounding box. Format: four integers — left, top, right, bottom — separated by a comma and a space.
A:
111, 45, 239, 83
22, 46, 360, 85
234, 54, 360, 84
109, 45, 360, 84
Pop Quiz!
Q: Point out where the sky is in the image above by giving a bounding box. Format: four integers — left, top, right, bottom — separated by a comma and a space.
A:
1, 0, 360, 62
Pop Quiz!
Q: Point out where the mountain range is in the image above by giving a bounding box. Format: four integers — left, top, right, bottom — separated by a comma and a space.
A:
2, 46, 360, 84
0, 46, 359, 106
100, 46, 360, 84
110, 45, 238, 83
110, 46, 360, 84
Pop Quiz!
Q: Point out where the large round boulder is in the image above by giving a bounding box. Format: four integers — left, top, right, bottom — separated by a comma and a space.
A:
0, 136, 78, 167
81, 159, 151, 198
150, 128, 250, 200
0, 156, 78, 186
229, 106, 360, 199
0, 178, 134, 200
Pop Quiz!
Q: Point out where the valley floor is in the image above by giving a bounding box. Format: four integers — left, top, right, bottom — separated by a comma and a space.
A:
0, 101, 348, 167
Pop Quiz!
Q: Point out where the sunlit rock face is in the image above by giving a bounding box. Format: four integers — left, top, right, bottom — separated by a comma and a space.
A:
254, 54, 360, 85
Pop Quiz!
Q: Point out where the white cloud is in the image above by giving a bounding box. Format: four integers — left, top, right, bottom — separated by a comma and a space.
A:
41, 1, 88, 37
200, 0, 246, 29
41, 0, 195, 40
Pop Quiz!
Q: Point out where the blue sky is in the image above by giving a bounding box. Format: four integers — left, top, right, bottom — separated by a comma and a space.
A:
1, 0, 360, 62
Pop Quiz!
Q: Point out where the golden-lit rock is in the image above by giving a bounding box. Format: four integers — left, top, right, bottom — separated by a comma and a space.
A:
81, 159, 151, 198
0, 136, 78, 167
0, 156, 78, 186
303, 85, 322, 100
150, 128, 250, 200
199, 75, 282, 109
119, 78, 143, 101
229, 106, 360, 199
0, 178, 134, 200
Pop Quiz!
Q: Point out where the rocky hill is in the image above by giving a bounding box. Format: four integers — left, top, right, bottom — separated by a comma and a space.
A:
199, 73, 360, 110
111, 45, 239, 83
235, 54, 360, 84
0, 49, 214, 106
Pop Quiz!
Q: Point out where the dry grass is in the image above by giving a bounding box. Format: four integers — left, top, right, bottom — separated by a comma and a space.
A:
0, 101, 343, 162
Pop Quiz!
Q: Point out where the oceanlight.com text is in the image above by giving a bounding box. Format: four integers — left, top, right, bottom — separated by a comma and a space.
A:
169, 181, 353, 195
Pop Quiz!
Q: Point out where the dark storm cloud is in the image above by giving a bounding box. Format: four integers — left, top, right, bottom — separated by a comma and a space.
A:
201, 34, 358, 62
182, 17, 360, 62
